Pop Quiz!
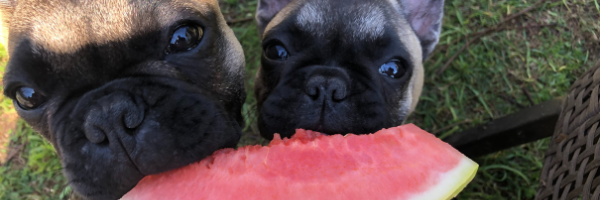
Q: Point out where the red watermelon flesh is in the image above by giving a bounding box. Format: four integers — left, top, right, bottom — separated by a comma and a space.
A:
122, 124, 478, 200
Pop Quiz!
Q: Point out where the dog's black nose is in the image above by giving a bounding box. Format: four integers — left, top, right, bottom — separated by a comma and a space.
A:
304, 69, 349, 102
77, 91, 145, 144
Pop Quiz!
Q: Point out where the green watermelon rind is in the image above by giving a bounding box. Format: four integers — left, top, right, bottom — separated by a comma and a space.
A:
408, 157, 479, 200
447, 159, 478, 200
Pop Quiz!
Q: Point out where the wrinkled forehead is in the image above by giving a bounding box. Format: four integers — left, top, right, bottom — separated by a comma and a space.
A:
264, 0, 422, 62
266, 0, 407, 40
8, 0, 219, 54
295, 0, 388, 40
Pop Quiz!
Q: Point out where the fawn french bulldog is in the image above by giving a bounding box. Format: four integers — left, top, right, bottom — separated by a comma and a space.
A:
1, 0, 246, 198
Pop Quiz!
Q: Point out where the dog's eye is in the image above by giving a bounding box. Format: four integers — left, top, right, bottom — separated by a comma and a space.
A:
265, 44, 289, 61
15, 87, 47, 110
166, 25, 203, 54
379, 59, 408, 79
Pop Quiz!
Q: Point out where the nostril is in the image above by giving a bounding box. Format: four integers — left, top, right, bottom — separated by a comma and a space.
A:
331, 88, 347, 101
83, 106, 109, 144
123, 105, 144, 129
305, 75, 348, 102
328, 79, 347, 102
305, 76, 327, 100
84, 123, 108, 144
306, 85, 319, 98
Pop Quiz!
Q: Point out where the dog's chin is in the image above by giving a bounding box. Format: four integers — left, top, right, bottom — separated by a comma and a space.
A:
49, 77, 241, 199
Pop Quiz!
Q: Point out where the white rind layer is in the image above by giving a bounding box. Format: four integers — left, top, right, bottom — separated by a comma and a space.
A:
408, 157, 479, 200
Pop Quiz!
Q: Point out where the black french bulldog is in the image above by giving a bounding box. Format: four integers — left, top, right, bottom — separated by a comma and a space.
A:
254, 0, 445, 139
0, 0, 246, 199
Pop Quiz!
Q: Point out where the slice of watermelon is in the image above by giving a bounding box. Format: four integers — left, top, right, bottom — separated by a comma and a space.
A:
122, 124, 478, 200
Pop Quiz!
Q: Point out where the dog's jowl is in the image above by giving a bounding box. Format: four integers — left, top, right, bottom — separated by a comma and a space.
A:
255, 0, 445, 139
1, 0, 246, 199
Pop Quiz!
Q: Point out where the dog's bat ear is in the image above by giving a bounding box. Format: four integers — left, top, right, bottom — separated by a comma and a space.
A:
256, 0, 294, 36
398, 0, 445, 60
0, 0, 16, 51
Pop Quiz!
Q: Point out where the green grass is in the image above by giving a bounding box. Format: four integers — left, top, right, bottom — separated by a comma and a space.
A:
0, 122, 75, 200
0, 44, 76, 199
1, 0, 599, 199
408, 0, 598, 199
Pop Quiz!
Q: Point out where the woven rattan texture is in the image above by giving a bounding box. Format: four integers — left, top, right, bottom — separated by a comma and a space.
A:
536, 62, 600, 200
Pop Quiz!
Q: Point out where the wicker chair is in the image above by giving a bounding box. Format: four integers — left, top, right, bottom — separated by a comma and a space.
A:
536, 62, 600, 200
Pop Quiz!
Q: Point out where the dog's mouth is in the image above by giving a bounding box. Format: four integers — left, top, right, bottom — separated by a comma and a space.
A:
316, 124, 324, 132
304, 97, 342, 135
301, 114, 346, 136
306, 125, 346, 136
314, 125, 333, 136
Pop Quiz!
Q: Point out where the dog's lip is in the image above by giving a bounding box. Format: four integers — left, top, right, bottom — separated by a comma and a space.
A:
308, 124, 325, 133
306, 124, 337, 136
110, 132, 145, 175
302, 126, 328, 136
